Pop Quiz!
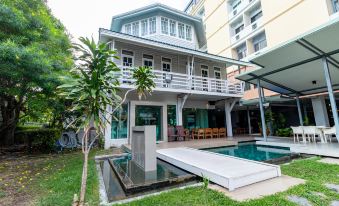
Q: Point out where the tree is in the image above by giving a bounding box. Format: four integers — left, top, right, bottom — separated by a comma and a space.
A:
58, 37, 155, 205
0, 0, 73, 145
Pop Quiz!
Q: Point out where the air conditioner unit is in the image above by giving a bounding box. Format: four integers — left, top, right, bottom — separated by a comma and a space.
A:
165, 74, 173, 83
252, 23, 257, 30
236, 35, 240, 40
233, 10, 237, 15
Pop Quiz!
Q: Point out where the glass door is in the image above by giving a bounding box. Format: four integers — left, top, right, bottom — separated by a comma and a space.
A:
135, 105, 162, 141
201, 65, 209, 91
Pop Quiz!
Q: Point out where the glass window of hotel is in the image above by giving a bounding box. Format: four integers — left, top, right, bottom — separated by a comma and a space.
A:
149, 17, 156, 34
132, 22, 139, 36
125, 24, 132, 35
333, 0, 339, 12
141, 19, 148, 36
232, 0, 241, 10
161, 17, 169, 34
162, 57, 171, 72
169, 20, 176, 36
214, 67, 221, 79
143, 54, 153, 68
111, 104, 128, 139
236, 43, 247, 59
253, 32, 267, 52
250, 10, 263, 23
122, 50, 134, 67
185, 25, 192, 41
235, 24, 244, 34
178, 23, 185, 39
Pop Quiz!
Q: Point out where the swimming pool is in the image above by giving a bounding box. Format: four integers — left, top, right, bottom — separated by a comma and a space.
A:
203, 141, 292, 162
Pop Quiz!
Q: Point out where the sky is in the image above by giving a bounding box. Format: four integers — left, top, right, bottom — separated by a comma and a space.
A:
47, 0, 190, 42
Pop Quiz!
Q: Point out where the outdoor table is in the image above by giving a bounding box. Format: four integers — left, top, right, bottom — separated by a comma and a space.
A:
316, 126, 331, 143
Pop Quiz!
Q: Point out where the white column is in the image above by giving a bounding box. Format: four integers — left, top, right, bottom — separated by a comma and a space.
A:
257, 79, 267, 141
176, 97, 183, 126
311, 96, 330, 126
247, 107, 252, 134
225, 99, 237, 137
322, 58, 339, 142
296, 95, 304, 126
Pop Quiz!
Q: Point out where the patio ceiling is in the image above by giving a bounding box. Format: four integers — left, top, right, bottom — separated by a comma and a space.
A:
236, 17, 339, 97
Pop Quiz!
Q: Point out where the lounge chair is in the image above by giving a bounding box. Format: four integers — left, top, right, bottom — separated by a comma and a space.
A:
291, 126, 303, 142
303, 126, 322, 142
323, 127, 336, 143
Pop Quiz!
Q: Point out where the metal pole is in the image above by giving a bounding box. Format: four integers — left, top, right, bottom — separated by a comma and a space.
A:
296, 95, 304, 126
257, 79, 267, 141
247, 107, 252, 134
322, 58, 339, 142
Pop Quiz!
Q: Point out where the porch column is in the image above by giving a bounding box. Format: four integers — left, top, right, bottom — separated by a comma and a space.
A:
257, 79, 267, 141
225, 99, 237, 137
322, 58, 339, 142
176, 94, 188, 126
247, 107, 252, 134
296, 95, 304, 126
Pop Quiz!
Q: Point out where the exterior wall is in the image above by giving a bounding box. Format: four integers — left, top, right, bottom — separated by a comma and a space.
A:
187, 0, 337, 101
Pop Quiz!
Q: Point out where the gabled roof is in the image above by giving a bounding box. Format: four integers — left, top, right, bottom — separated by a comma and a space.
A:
110, 3, 207, 48
99, 28, 253, 67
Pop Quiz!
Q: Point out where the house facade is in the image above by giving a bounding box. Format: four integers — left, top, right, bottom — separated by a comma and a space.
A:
99, 4, 251, 148
185, 0, 339, 134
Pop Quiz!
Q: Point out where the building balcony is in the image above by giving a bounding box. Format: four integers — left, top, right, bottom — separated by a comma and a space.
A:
230, 18, 263, 45
118, 67, 244, 96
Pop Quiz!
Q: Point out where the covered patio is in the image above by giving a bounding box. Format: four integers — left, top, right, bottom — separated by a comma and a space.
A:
236, 17, 339, 144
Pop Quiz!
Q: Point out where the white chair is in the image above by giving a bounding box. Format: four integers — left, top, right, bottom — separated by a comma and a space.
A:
291, 126, 303, 143
323, 127, 336, 143
303, 126, 322, 143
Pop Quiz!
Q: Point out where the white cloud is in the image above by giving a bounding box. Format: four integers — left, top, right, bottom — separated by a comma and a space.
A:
47, 0, 190, 42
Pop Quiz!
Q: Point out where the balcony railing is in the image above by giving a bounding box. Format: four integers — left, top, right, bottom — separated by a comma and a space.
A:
118, 66, 244, 95
230, 18, 263, 44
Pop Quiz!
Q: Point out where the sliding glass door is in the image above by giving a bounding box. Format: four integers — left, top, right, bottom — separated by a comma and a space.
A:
135, 105, 162, 141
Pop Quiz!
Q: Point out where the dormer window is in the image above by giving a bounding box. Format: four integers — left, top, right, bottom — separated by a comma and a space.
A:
186, 25, 192, 41
141, 19, 148, 36
132, 22, 139, 36
161, 17, 169, 34
170, 20, 176, 37
125, 24, 132, 35
149, 17, 156, 34
178, 23, 185, 39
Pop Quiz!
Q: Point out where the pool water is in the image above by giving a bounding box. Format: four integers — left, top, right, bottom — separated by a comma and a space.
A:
203, 142, 291, 162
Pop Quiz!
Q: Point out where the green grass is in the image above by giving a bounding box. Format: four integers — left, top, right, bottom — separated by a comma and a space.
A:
3, 151, 338, 206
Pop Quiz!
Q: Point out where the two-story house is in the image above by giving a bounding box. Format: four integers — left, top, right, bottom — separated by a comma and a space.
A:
99, 3, 251, 148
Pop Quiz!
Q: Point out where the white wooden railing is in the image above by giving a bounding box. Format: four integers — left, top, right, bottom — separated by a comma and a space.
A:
117, 66, 244, 95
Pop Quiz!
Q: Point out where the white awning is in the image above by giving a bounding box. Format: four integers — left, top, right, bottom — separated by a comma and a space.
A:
236, 17, 339, 97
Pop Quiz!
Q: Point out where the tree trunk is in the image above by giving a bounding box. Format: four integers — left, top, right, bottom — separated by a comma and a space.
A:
78, 127, 89, 206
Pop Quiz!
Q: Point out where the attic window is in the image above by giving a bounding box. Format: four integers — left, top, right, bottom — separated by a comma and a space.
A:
186, 25, 192, 41
149, 17, 156, 34
161, 17, 169, 35
125, 24, 131, 35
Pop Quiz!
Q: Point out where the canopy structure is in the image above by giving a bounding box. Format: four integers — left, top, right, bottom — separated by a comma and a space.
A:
236, 16, 339, 141
237, 17, 339, 96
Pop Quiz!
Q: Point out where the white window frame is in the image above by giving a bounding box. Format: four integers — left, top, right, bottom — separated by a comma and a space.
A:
121, 50, 134, 67
201, 65, 209, 77
185, 25, 192, 41
214, 67, 221, 79
161, 57, 172, 72
141, 19, 148, 36
178, 23, 185, 39
149, 17, 157, 34
132, 22, 139, 36
169, 20, 176, 37
142, 54, 154, 69
161, 17, 169, 35
125, 24, 132, 35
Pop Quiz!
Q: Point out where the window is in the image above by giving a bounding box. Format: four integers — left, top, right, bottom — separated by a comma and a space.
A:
149, 17, 156, 34
162, 57, 171, 72
333, 0, 339, 12
178, 23, 185, 39
253, 32, 267, 52
235, 24, 244, 34
122, 50, 134, 67
167, 105, 176, 126
141, 19, 148, 36
244, 82, 251, 91
251, 10, 263, 23
125, 24, 131, 34
185, 25, 192, 41
232, 0, 241, 10
132, 22, 139, 36
236, 44, 247, 60
111, 104, 128, 139
161, 17, 169, 34
169, 20, 176, 36
143, 54, 153, 68
201, 65, 209, 91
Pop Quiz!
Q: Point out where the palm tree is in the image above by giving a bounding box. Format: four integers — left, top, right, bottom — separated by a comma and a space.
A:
58, 37, 155, 205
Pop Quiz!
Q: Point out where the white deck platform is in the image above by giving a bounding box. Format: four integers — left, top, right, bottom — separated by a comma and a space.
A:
156, 147, 281, 191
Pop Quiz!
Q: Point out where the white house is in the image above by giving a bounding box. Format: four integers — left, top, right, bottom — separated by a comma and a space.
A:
99, 3, 251, 149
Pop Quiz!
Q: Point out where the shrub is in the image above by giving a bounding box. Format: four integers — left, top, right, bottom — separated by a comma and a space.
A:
15, 128, 61, 153
276, 128, 292, 137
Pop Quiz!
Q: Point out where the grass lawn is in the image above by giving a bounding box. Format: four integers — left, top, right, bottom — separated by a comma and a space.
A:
1, 150, 338, 206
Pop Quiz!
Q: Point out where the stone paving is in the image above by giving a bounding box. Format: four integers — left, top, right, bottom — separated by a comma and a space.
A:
287, 195, 312, 206
326, 183, 339, 193
331, 201, 339, 206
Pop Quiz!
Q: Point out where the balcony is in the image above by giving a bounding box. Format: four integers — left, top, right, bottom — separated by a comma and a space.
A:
118, 67, 244, 96
230, 18, 263, 45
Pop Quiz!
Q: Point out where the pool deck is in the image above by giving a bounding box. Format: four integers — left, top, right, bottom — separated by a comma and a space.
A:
157, 147, 281, 191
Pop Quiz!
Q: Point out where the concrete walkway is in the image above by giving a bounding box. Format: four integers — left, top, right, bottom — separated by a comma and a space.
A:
157, 147, 281, 191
